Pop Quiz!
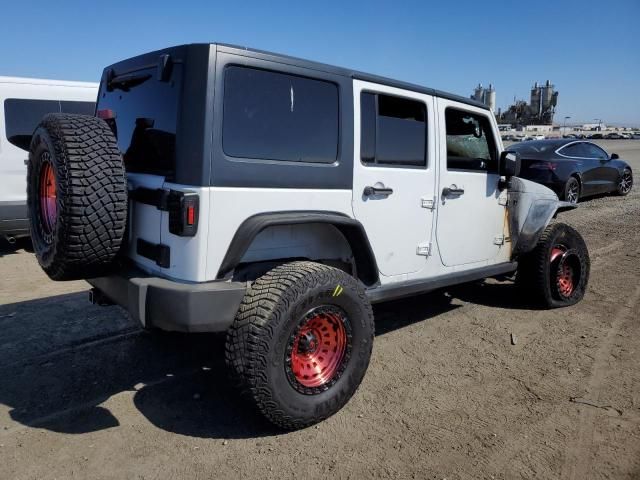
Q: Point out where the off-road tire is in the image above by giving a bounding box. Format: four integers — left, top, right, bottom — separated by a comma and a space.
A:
617, 168, 633, 196
517, 223, 589, 308
225, 261, 374, 430
27, 114, 127, 280
563, 177, 580, 204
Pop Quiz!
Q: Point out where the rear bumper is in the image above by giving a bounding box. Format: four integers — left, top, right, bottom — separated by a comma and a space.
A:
88, 269, 247, 333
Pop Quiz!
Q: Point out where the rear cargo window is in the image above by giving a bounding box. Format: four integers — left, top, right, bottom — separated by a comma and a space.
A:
97, 66, 181, 177
4, 99, 95, 150
222, 66, 339, 164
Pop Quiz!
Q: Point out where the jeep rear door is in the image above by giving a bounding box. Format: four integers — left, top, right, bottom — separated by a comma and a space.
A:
351, 80, 436, 278
96, 50, 183, 275
435, 99, 508, 267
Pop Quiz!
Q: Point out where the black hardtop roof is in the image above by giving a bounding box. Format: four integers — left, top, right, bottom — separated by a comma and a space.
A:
216, 43, 488, 110
105, 43, 489, 111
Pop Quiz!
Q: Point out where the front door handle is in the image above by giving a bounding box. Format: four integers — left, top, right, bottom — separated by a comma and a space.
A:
364, 185, 394, 197
442, 185, 465, 197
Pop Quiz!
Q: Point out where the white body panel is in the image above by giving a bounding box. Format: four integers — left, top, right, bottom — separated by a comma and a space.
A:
351, 80, 437, 278
125, 80, 513, 286
126, 174, 165, 275
0, 77, 98, 204
205, 188, 353, 282
434, 97, 510, 267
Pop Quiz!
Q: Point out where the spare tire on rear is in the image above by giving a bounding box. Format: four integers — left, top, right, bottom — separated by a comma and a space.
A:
27, 113, 127, 280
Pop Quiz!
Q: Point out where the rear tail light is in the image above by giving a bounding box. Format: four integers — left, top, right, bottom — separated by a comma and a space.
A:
187, 205, 196, 226
167, 191, 199, 237
96, 109, 115, 120
96, 109, 117, 138
529, 161, 557, 171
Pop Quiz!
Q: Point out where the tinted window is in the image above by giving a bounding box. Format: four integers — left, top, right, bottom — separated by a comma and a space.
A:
558, 143, 584, 157
580, 142, 609, 159
98, 65, 181, 176
445, 108, 497, 171
360, 92, 426, 167
4, 99, 95, 150
61, 101, 95, 115
559, 142, 607, 159
223, 66, 339, 164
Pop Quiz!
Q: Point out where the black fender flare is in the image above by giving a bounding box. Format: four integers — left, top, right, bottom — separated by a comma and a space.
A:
216, 211, 379, 286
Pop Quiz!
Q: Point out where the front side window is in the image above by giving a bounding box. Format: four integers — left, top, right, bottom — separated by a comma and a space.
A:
445, 108, 497, 171
360, 92, 427, 167
580, 142, 609, 160
223, 66, 339, 164
559, 142, 607, 159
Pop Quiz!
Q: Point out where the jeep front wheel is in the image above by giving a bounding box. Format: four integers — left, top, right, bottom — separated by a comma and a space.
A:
225, 261, 374, 430
517, 222, 590, 308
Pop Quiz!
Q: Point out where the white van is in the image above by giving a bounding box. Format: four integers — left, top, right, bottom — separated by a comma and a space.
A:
0, 77, 98, 242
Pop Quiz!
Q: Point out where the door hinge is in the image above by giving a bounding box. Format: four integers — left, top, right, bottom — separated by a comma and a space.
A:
421, 196, 436, 210
494, 235, 505, 246
416, 242, 432, 256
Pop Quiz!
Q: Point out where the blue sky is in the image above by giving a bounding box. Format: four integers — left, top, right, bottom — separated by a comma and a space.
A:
1, 0, 638, 125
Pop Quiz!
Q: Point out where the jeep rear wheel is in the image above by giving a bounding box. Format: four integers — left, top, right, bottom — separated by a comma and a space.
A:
27, 114, 127, 280
517, 223, 590, 308
225, 261, 374, 430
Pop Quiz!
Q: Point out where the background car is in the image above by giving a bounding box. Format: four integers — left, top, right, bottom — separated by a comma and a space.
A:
605, 132, 624, 139
508, 139, 633, 203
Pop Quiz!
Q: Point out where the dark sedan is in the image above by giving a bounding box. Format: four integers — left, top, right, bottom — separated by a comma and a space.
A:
508, 139, 633, 203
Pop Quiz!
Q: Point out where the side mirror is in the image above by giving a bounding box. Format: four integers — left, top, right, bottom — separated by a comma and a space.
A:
499, 150, 521, 178
611, 153, 619, 160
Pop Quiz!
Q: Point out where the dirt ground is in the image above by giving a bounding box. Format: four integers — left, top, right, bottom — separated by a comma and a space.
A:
1, 140, 638, 480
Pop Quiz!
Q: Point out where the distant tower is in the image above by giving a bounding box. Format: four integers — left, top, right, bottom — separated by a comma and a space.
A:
530, 81, 542, 117
541, 80, 554, 112
485, 83, 496, 113
472, 83, 484, 103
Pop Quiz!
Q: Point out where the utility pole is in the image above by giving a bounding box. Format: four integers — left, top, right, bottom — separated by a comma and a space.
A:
564, 116, 571, 135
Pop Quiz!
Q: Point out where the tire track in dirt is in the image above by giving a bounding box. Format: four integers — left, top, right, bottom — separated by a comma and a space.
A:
561, 282, 640, 479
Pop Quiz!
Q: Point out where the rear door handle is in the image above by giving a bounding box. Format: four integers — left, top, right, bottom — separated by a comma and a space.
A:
442, 185, 465, 197
363, 185, 393, 197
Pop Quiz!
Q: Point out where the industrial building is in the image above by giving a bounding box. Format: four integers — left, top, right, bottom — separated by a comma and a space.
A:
471, 80, 559, 126
471, 83, 496, 113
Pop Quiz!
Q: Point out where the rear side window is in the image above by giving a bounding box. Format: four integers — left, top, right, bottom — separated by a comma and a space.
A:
223, 66, 339, 164
445, 108, 497, 172
558, 143, 584, 157
3, 99, 95, 151
360, 92, 427, 167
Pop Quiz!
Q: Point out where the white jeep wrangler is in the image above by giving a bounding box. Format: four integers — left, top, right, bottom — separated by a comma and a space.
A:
26, 44, 589, 430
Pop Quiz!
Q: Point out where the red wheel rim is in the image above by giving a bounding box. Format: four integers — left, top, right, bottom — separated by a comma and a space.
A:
551, 245, 575, 298
287, 307, 349, 390
39, 160, 57, 234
